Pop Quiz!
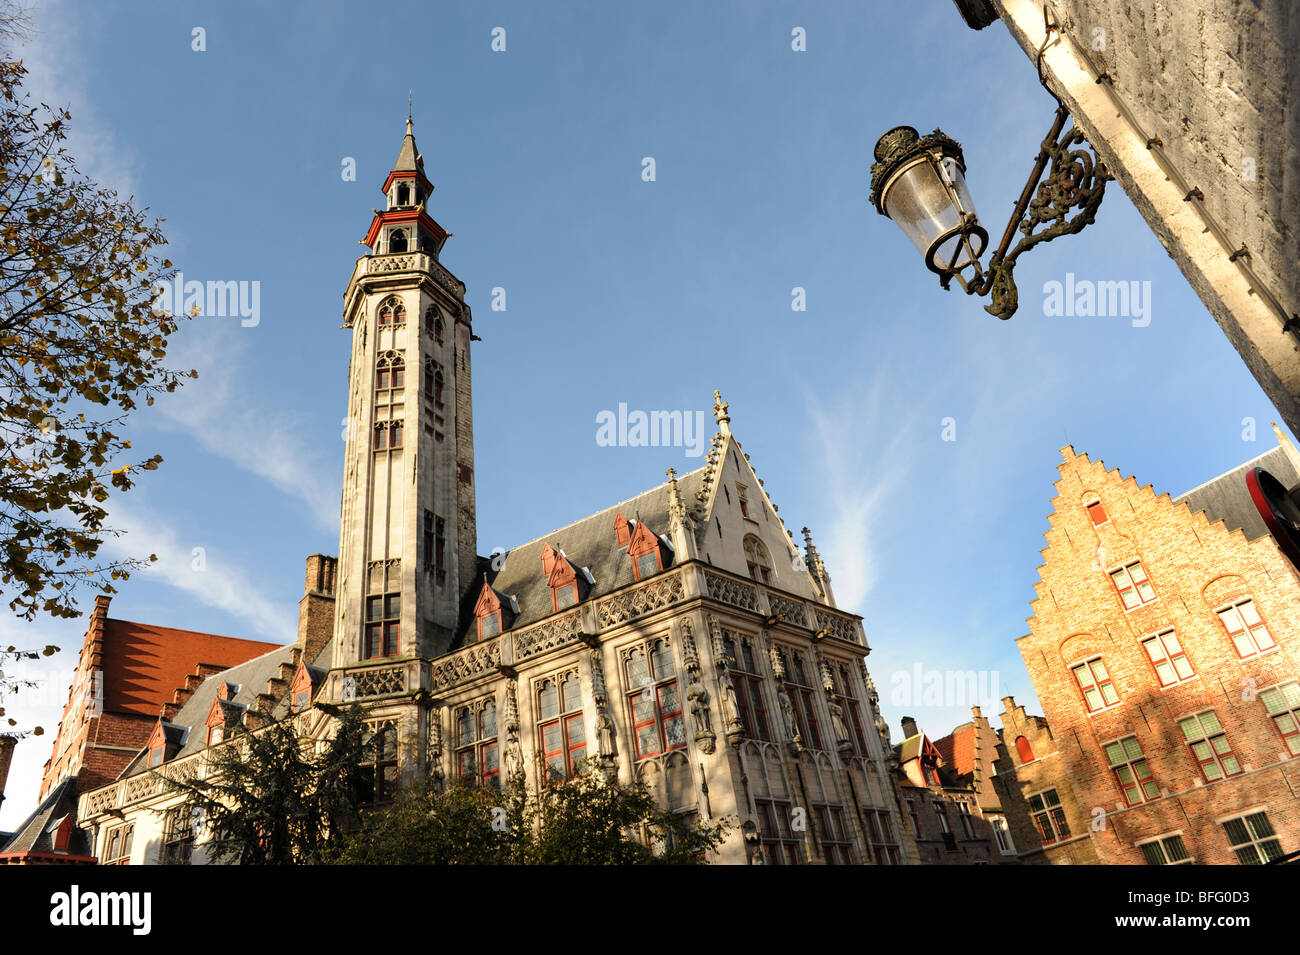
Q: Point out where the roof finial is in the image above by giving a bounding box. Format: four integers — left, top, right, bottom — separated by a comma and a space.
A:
712, 390, 731, 435
407, 91, 413, 134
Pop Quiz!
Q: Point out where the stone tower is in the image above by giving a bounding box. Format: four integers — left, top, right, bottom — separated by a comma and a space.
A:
329, 116, 478, 702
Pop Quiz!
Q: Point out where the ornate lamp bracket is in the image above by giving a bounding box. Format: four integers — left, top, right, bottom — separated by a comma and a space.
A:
963, 106, 1110, 319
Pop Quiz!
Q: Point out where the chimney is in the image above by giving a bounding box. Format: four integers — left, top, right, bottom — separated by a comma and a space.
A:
0, 735, 16, 810
901, 716, 919, 738
297, 555, 337, 666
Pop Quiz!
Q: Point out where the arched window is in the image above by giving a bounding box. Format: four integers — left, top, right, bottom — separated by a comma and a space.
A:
395, 182, 410, 206
375, 356, 404, 392
389, 229, 408, 253
537, 673, 586, 782
426, 307, 444, 344
1016, 735, 1035, 763
378, 296, 405, 327
744, 535, 772, 584
434, 370, 444, 403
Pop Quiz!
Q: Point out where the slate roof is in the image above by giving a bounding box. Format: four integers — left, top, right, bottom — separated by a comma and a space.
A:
453, 466, 707, 649
393, 121, 422, 173
118, 640, 307, 778
1175, 444, 1300, 542
0, 777, 91, 857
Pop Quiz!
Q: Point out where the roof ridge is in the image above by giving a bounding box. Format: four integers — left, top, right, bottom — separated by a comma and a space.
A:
498, 464, 708, 555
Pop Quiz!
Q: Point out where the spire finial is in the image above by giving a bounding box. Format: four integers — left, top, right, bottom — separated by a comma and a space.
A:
712, 390, 731, 435
406, 91, 413, 134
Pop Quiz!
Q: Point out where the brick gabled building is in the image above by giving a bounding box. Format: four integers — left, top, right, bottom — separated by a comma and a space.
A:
1014, 433, 1300, 864
892, 714, 1012, 864
36, 596, 280, 802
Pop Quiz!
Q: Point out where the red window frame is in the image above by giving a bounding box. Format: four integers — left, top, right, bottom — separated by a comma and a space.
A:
1015, 735, 1035, 763
1178, 711, 1242, 782
538, 675, 586, 782
1143, 630, 1194, 686
1260, 682, 1300, 756
364, 593, 400, 659
1217, 599, 1275, 658
1028, 790, 1069, 844
1105, 737, 1159, 806
552, 582, 578, 612
1072, 656, 1119, 712
1087, 500, 1108, 525
1110, 560, 1156, 609
454, 700, 500, 790
625, 643, 685, 760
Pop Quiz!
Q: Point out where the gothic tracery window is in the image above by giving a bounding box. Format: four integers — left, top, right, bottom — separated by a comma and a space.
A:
537, 672, 585, 782
455, 698, 499, 789
744, 535, 772, 584
624, 640, 685, 760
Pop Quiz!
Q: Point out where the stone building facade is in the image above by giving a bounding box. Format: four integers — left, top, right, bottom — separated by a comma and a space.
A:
959, 0, 1300, 434
71, 120, 910, 866
1011, 434, 1300, 863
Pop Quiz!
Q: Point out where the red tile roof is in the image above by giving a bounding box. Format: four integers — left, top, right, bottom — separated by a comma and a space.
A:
100, 618, 280, 717
934, 723, 975, 777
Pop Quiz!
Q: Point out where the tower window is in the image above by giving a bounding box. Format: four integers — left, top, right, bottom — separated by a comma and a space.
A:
396, 182, 410, 206
376, 357, 404, 392
389, 229, 408, 253
423, 510, 434, 568
378, 296, 405, 326
364, 593, 401, 658
435, 517, 446, 580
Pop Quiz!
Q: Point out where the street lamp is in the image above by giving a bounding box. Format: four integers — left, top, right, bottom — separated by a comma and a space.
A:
869, 105, 1109, 319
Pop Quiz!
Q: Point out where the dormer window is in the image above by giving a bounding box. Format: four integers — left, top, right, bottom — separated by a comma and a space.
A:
555, 583, 578, 610
627, 519, 669, 581
474, 580, 515, 641
543, 543, 590, 611
289, 662, 315, 714
208, 725, 224, 746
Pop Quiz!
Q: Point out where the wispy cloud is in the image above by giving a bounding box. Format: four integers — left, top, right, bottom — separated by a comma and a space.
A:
152, 331, 340, 531
100, 498, 297, 642
799, 366, 928, 609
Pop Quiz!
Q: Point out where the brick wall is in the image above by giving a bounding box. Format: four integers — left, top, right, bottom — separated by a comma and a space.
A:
1018, 446, 1300, 863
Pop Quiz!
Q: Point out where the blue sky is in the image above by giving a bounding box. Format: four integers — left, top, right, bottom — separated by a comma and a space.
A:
0, 0, 1286, 828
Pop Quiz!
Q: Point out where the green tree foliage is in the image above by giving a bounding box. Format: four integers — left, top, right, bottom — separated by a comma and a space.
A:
161, 705, 371, 865
332, 764, 731, 865
0, 48, 194, 625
